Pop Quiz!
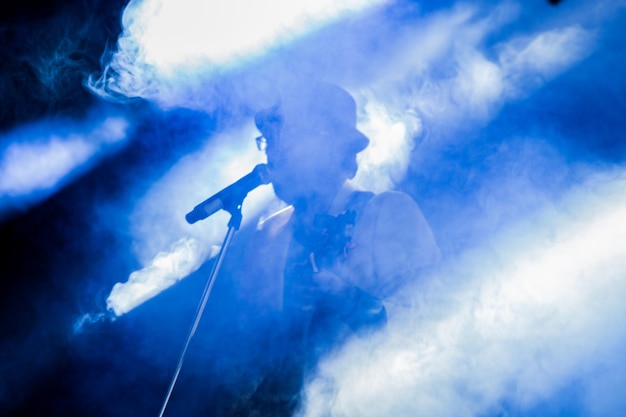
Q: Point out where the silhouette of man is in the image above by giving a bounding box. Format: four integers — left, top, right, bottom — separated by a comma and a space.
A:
228, 80, 440, 416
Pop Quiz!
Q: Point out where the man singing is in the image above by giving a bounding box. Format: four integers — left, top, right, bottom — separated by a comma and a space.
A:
227, 80, 440, 416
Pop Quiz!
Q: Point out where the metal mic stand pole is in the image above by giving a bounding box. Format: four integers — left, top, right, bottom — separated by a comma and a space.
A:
158, 201, 244, 417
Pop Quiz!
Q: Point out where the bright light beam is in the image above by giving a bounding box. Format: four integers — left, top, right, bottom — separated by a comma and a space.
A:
91, 0, 387, 102
0, 114, 130, 216
301, 166, 626, 417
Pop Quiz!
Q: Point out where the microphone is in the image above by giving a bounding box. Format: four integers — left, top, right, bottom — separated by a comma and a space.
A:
185, 164, 271, 224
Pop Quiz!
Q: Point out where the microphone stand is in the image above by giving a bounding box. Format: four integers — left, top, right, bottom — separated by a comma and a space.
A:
158, 195, 245, 417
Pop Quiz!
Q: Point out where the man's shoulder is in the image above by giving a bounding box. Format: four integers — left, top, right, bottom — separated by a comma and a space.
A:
363, 190, 421, 214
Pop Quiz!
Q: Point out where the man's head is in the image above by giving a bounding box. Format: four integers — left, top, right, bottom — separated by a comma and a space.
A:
255, 81, 369, 210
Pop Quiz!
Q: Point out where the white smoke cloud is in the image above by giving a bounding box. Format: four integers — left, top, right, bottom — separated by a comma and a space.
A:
299, 163, 626, 417
0, 136, 94, 195
0, 113, 130, 215
352, 97, 422, 193
499, 24, 595, 98
362, 3, 594, 130
107, 236, 211, 316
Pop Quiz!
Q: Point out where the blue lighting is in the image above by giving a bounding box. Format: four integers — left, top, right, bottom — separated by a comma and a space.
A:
1, 0, 626, 416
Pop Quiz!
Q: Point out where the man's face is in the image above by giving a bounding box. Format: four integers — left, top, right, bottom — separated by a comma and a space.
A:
264, 124, 345, 208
